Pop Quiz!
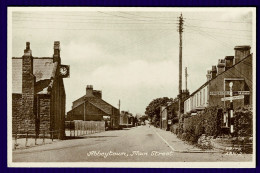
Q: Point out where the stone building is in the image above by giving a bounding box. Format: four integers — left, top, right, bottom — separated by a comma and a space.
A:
184, 45, 253, 115
67, 85, 120, 129
120, 111, 133, 125
12, 42, 69, 139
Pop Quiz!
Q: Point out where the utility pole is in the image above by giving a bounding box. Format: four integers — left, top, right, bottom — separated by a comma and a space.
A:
178, 13, 184, 117
118, 99, 121, 113
118, 99, 121, 124
185, 67, 188, 91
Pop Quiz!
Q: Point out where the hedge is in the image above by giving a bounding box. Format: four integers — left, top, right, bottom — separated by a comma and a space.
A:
234, 106, 253, 137
181, 106, 222, 143
180, 105, 253, 144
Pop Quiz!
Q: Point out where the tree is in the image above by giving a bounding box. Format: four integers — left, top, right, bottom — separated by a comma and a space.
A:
139, 115, 148, 122
145, 97, 173, 124
167, 97, 179, 123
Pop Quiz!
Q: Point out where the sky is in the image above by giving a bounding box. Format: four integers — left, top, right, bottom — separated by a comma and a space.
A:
10, 7, 254, 115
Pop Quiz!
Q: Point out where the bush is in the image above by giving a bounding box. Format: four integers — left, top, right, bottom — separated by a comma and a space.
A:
181, 106, 222, 143
234, 106, 253, 137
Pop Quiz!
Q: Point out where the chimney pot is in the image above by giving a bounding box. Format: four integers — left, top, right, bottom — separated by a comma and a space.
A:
225, 56, 234, 71
217, 59, 225, 75
24, 42, 32, 56
26, 42, 30, 50
206, 70, 212, 81
53, 41, 61, 62
86, 85, 93, 95
211, 66, 217, 79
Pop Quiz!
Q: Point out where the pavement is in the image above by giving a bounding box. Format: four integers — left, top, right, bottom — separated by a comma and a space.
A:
12, 125, 252, 162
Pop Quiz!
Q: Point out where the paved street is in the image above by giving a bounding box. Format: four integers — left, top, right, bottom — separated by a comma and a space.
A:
12, 125, 252, 162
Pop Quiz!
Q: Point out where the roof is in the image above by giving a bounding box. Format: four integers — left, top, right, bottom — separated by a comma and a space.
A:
87, 97, 112, 115
71, 93, 118, 116
12, 57, 55, 94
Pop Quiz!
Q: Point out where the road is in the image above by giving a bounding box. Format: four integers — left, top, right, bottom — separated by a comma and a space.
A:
12, 125, 252, 162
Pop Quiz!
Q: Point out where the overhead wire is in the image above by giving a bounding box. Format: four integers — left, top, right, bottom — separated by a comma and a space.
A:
184, 25, 234, 49
184, 24, 252, 32
186, 18, 251, 24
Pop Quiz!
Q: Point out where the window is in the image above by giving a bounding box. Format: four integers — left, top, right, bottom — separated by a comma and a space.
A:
203, 89, 205, 105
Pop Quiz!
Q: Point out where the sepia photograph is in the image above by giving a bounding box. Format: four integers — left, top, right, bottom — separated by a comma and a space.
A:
7, 7, 256, 168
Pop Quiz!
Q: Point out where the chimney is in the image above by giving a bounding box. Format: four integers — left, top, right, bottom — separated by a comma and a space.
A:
86, 85, 93, 95
225, 56, 234, 71
206, 70, 211, 81
22, 42, 34, 93
234, 45, 251, 64
53, 41, 61, 63
211, 66, 217, 79
217, 59, 225, 75
93, 90, 102, 99
22, 42, 36, 131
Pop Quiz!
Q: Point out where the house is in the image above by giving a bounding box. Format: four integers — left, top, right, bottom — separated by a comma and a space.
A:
184, 45, 252, 115
12, 42, 69, 139
120, 111, 134, 125
67, 85, 120, 129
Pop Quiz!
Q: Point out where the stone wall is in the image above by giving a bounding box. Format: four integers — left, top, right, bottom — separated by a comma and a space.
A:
50, 77, 66, 139
38, 95, 51, 132
12, 94, 22, 133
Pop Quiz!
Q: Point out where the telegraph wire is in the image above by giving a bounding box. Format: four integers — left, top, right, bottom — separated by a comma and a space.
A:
185, 25, 234, 49
98, 11, 165, 22
13, 18, 178, 25
184, 24, 252, 32
118, 11, 178, 20
185, 22, 238, 47
185, 30, 252, 40
12, 26, 179, 31
186, 18, 251, 24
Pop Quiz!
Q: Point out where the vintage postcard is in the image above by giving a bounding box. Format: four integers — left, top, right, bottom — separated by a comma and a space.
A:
7, 7, 256, 168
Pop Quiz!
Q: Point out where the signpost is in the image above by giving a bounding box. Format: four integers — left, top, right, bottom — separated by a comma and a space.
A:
210, 91, 250, 96
221, 95, 244, 101
220, 82, 246, 135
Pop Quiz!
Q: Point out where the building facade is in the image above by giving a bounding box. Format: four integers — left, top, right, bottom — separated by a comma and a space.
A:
120, 111, 134, 125
67, 85, 120, 129
12, 42, 69, 139
184, 45, 252, 115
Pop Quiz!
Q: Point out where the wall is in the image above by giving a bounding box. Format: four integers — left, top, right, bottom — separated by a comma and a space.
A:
67, 102, 104, 121
12, 94, 23, 132
38, 95, 51, 132
208, 54, 252, 109
184, 54, 252, 113
50, 74, 66, 139
184, 85, 208, 114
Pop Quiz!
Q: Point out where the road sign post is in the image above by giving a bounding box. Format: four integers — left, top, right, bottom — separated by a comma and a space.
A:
229, 82, 234, 135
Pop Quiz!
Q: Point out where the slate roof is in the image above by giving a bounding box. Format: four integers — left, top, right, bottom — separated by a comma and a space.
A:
87, 97, 112, 115
12, 57, 55, 94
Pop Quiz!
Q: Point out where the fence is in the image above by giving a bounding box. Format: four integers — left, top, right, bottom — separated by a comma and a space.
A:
12, 129, 62, 150
65, 120, 106, 137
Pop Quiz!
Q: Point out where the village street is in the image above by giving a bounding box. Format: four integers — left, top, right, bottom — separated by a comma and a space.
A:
12, 125, 252, 162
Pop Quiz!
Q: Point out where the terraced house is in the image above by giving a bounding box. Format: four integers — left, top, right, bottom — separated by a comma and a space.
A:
12, 41, 70, 139
67, 85, 120, 129
184, 45, 253, 115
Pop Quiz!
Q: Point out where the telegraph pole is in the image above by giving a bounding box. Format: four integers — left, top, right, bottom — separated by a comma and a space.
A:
118, 99, 121, 113
178, 13, 184, 117
185, 67, 188, 91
